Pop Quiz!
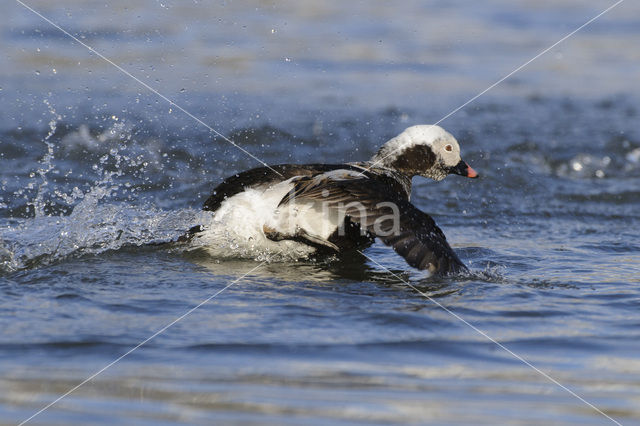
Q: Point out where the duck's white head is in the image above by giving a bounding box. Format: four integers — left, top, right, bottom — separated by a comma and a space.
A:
371, 125, 478, 181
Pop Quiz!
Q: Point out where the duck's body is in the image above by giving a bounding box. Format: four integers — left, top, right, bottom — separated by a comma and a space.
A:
193, 125, 478, 274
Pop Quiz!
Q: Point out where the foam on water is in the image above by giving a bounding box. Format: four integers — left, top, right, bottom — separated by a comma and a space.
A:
0, 203, 202, 273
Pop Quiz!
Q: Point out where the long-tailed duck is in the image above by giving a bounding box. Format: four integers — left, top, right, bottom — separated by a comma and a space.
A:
190, 125, 478, 274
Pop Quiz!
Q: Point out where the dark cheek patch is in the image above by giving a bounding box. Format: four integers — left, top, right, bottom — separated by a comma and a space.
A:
389, 145, 436, 176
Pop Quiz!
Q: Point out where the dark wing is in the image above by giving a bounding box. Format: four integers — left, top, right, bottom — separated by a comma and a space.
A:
280, 172, 467, 274
203, 163, 367, 212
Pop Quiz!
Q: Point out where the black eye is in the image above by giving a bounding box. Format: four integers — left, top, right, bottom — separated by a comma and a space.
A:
445, 145, 453, 152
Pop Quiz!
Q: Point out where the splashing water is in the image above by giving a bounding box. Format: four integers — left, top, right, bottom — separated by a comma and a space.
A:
0, 103, 325, 274
0, 103, 208, 273
0, 204, 205, 273
30, 99, 61, 217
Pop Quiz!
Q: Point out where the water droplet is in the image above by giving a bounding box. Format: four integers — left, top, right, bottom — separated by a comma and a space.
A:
35, 70, 41, 75
626, 148, 640, 163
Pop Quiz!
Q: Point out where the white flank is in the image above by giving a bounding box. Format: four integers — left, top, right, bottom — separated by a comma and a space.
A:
193, 179, 343, 260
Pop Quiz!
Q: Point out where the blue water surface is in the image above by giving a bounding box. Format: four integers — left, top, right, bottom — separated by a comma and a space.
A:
1, 1, 639, 424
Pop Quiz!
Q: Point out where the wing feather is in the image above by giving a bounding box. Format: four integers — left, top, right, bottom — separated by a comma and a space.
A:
280, 170, 466, 274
